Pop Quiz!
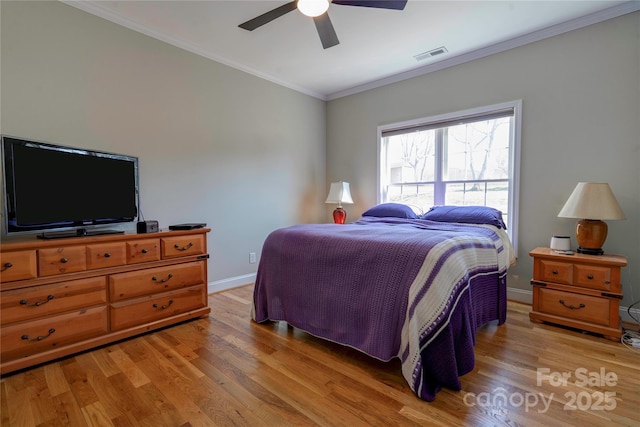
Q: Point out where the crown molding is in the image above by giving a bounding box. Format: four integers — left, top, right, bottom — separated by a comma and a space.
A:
61, 1, 639, 102
326, 1, 640, 100
60, 0, 327, 100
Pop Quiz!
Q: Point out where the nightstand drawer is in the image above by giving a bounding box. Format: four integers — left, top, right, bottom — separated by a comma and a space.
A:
536, 287, 611, 326
538, 259, 573, 285
574, 264, 612, 291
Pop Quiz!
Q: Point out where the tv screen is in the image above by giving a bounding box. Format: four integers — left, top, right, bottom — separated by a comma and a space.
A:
2, 135, 138, 238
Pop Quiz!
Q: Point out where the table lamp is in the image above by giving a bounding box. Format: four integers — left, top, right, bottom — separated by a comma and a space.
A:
325, 181, 353, 224
557, 182, 625, 255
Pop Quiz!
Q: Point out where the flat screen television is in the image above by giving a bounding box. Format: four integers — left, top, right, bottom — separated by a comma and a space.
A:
2, 135, 139, 239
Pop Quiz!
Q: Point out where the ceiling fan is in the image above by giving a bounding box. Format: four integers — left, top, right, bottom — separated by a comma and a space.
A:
238, 0, 408, 49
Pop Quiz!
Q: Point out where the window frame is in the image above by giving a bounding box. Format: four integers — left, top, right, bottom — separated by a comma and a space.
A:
377, 100, 522, 254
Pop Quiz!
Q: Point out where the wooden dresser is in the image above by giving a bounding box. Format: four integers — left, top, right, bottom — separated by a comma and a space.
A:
529, 247, 627, 341
0, 228, 211, 375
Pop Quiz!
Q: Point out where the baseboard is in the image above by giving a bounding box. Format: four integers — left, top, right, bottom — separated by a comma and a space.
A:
208, 273, 256, 294
507, 286, 532, 304
621, 306, 640, 326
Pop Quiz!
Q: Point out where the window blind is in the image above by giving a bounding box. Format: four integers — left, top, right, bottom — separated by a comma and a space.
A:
381, 107, 514, 138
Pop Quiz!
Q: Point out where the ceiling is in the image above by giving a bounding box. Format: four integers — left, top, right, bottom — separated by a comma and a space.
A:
64, 1, 639, 100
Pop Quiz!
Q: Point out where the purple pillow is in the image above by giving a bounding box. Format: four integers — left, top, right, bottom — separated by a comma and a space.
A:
420, 205, 506, 229
362, 203, 417, 219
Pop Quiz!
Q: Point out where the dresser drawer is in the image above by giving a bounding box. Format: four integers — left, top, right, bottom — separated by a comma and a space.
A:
161, 235, 205, 259
126, 239, 161, 264
574, 264, 612, 291
1, 306, 108, 362
0, 250, 37, 283
110, 286, 206, 331
535, 287, 611, 326
86, 242, 127, 270
38, 246, 87, 277
109, 261, 205, 302
537, 259, 573, 285
1, 277, 106, 325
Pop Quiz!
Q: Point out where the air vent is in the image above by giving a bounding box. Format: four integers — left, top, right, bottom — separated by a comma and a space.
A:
414, 46, 448, 62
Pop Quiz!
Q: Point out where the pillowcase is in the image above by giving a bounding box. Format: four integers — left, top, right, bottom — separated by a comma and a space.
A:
362, 203, 417, 219
420, 205, 506, 229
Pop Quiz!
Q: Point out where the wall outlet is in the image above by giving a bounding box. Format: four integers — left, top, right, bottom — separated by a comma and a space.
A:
249, 252, 257, 264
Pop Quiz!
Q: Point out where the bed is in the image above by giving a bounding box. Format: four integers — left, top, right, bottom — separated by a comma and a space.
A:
251, 204, 515, 401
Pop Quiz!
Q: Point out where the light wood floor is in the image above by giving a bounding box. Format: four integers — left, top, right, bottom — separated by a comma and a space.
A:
2, 285, 639, 426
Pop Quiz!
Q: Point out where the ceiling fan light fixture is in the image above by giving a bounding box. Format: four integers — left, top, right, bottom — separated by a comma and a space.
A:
297, 0, 330, 17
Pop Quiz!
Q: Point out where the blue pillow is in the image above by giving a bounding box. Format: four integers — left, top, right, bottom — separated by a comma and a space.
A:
420, 205, 506, 229
362, 203, 417, 219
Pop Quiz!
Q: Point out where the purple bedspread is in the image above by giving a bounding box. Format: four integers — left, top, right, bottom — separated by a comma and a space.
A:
252, 217, 511, 401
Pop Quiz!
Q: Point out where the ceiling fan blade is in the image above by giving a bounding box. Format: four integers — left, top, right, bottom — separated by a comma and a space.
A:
331, 0, 407, 10
313, 13, 340, 49
238, 1, 297, 31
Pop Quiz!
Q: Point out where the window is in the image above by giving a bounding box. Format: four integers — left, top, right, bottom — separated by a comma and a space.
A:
378, 100, 521, 250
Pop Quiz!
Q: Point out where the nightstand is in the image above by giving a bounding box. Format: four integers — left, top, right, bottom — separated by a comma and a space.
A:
529, 247, 627, 341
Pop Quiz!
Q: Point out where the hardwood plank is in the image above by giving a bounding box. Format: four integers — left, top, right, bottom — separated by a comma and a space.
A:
80, 401, 115, 427
107, 348, 151, 388
0, 380, 9, 426
59, 358, 100, 409
1, 376, 35, 427
193, 344, 318, 426
143, 334, 204, 379
1, 285, 638, 427
43, 363, 72, 397
49, 389, 87, 426
89, 346, 123, 378
22, 368, 57, 426
129, 382, 185, 427
133, 346, 217, 426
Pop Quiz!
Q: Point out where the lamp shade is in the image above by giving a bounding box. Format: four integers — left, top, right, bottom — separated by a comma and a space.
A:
558, 182, 625, 220
325, 181, 354, 206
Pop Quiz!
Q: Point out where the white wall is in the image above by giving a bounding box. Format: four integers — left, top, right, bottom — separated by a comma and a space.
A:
0, 1, 327, 286
327, 12, 640, 309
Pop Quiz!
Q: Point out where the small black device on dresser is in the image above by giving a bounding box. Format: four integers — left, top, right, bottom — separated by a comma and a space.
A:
169, 223, 206, 230
137, 220, 159, 233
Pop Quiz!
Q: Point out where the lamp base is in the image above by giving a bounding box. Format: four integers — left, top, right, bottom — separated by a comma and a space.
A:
333, 207, 347, 224
577, 247, 604, 255
576, 219, 608, 255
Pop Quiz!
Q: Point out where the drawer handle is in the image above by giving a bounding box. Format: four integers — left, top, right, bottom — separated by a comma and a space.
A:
60, 258, 68, 264
104, 253, 111, 258
141, 249, 148, 254
1, 262, 13, 271
174, 242, 194, 251
587, 274, 594, 280
21, 328, 56, 342
152, 273, 173, 283
552, 269, 558, 275
20, 295, 55, 307
153, 299, 174, 310
559, 299, 585, 310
